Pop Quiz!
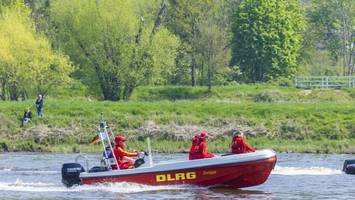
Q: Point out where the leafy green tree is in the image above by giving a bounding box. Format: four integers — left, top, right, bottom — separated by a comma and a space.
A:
166, 0, 214, 86
50, 0, 179, 100
0, 1, 73, 100
198, 21, 229, 91
231, 0, 305, 82
309, 0, 354, 75
166, 0, 235, 87
195, 3, 233, 90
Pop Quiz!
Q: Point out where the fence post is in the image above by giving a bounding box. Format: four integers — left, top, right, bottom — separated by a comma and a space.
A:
295, 77, 298, 87
321, 77, 324, 88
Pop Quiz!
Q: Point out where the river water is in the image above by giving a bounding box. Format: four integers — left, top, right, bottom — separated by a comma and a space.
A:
0, 152, 353, 200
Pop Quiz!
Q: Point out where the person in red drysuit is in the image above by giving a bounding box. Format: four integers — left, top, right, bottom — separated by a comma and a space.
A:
189, 132, 215, 160
112, 135, 138, 170
189, 134, 200, 160
231, 130, 255, 154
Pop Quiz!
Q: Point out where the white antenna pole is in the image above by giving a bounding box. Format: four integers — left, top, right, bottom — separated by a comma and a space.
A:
99, 131, 108, 158
100, 113, 119, 169
147, 137, 153, 167
103, 122, 119, 169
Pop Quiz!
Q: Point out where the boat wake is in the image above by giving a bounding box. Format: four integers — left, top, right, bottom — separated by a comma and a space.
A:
0, 179, 195, 193
272, 165, 342, 175
0, 167, 59, 175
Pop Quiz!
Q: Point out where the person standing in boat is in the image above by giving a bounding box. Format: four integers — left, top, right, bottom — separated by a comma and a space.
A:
231, 130, 255, 154
112, 135, 139, 170
189, 132, 215, 160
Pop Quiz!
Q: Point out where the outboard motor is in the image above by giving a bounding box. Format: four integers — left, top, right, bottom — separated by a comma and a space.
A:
343, 159, 355, 175
62, 163, 85, 187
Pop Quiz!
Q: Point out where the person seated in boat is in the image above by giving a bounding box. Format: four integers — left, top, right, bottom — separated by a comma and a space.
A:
113, 135, 139, 170
189, 132, 215, 160
103, 145, 113, 159
101, 145, 117, 169
189, 134, 200, 160
231, 130, 255, 154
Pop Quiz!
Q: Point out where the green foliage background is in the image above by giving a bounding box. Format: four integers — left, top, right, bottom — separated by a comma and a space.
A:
0, 0, 354, 153
0, 0, 354, 100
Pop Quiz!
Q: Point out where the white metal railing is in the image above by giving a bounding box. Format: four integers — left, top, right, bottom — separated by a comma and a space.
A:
295, 76, 355, 89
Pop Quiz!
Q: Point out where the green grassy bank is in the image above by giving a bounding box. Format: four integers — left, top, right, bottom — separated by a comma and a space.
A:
0, 85, 354, 153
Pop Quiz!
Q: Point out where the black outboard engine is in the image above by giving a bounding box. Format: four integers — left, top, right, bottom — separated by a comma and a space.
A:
62, 163, 85, 187
343, 159, 355, 175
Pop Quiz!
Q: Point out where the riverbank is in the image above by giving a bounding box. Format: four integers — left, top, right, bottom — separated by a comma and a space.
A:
0, 85, 354, 153
1, 137, 355, 154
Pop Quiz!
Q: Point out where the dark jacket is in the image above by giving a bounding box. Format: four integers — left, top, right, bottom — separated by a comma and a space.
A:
36, 98, 43, 108
23, 111, 32, 119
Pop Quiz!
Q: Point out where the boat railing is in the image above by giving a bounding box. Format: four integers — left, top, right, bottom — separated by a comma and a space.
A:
75, 154, 89, 172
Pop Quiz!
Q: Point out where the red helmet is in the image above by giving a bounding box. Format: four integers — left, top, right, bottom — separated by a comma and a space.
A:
115, 135, 125, 143
199, 132, 208, 139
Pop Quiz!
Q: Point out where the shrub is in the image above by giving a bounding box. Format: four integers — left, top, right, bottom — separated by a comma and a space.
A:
254, 90, 284, 102
269, 77, 294, 87
277, 120, 306, 140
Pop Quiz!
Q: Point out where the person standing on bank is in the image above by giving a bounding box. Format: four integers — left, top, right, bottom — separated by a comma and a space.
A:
35, 94, 44, 117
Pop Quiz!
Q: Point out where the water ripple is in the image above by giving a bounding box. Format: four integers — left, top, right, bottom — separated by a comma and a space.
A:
272, 165, 342, 175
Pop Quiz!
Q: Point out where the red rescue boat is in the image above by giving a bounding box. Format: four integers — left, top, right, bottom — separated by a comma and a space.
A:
62, 150, 276, 188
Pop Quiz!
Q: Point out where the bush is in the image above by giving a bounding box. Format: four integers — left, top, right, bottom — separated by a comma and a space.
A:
131, 86, 210, 101
269, 77, 294, 87
277, 120, 306, 140
316, 125, 348, 140
254, 90, 284, 102
0, 141, 9, 152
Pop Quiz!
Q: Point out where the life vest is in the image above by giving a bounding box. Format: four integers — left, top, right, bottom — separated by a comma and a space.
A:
113, 146, 138, 169
189, 137, 200, 160
231, 135, 255, 154
189, 140, 214, 160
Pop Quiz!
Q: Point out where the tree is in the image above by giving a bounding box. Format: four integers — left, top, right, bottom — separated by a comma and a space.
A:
198, 21, 228, 91
0, 1, 73, 100
50, 0, 179, 100
231, 0, 305, 82
166, 0, 235, 87
309, 0, 354, 75
195, 3, 232, 90
166, 0, 213, 86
